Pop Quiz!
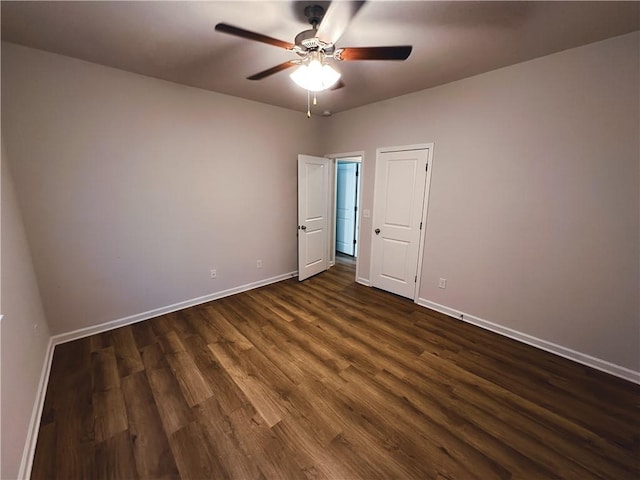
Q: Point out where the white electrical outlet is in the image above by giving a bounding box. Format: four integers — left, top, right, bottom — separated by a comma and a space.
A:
438, 278, 447, 289
257, 259, 263, 268
210, 269, 217, 279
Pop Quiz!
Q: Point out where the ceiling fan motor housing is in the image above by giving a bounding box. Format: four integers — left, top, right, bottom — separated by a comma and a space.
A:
294, 29, 335, 57
304, 5, 325, 27
296, 29, 322, 49
296, 5, 334, 53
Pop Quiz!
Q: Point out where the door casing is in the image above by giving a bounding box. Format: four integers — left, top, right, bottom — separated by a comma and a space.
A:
336, 161, 360, 256
326, 152, 364, 280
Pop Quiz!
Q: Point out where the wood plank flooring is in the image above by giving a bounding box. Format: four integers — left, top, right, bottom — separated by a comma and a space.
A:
32, 259, 640, 479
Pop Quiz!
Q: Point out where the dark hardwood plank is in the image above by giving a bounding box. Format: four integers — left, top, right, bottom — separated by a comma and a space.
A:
225, 405, 307, 479
94, 430, 138, 480
208, 341, 286, 428
336, 365, 508, 480
182, 334, 249, 416
158, 331, 214, 407
92, 387, 128, 442
269, 418, 344, 479
130, 320, 158, 350
194, 397, 264, 480
51, 339, 96, 479
109, 327, 145, 378
373, 368, 552, 479
145, 367, 193, 435
121, 372, 179, 479
30, 422, 56, 479
181, 307, 221, 344
31, 261, 640, 480
169, 421, 230, 479
139, 342, 170, 371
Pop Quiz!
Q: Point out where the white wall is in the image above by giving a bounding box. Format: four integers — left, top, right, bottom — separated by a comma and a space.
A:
1, 42, 323, 336
323, 32, 640, 372
1, 139, 52, 479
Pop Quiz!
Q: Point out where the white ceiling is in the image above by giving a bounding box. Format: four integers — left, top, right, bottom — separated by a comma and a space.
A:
2, 1, 638, 115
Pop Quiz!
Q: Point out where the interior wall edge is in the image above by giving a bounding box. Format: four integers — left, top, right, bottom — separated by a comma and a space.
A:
51, 270, 298, 346
416, 297, 640, 385
17, 270, 299, 476
17, 337, 54, 480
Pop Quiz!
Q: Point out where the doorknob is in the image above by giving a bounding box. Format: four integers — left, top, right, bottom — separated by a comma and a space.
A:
300, 225, 307, 231
375, 228, 380, 235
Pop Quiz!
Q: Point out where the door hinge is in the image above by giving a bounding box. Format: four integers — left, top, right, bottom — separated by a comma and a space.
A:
354, 206, 358, 212
414, 275, 417, 283
353, 239, 357, 244
420, 221, 423, 230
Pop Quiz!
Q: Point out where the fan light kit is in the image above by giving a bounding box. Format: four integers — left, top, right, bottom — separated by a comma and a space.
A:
289, 51, 341, 92
215, 2, 412, 117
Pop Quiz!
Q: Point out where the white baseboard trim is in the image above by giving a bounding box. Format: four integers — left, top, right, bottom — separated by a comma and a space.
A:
52, 271, 298, 346
416, 298, 640, 385
20, 271, 298, 478
18, 337, 55, 480
357, 277, 370, 286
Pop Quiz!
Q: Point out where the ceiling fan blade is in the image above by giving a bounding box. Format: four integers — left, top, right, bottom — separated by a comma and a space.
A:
316, 1, 366, 45
215, 23, 294, 50
247, 61, 298, 81
338, 46, 413, 61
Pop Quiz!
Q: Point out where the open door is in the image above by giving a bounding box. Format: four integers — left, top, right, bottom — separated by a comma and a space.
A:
298, 154, 330, 281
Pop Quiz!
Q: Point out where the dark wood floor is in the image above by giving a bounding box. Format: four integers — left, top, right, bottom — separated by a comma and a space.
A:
32, 261, 639, 479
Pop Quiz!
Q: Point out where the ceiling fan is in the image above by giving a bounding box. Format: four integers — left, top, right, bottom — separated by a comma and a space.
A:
215, 1, 412, 114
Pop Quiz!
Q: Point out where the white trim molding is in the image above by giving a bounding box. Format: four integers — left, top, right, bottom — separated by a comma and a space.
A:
18, 338, 55, 480
53, 271, 298, 346
19, 271, 298, 478
417, 298, 640, 385
326, 150, 366, 284
356, 277, 371, 287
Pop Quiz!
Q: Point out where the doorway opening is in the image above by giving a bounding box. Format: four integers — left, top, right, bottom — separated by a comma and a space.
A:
336, 160, 360, 257
333, 155, 362, 274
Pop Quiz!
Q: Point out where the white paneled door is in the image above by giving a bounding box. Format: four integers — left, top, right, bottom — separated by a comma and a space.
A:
298, 154, 330, 281
371, 147, 431, 299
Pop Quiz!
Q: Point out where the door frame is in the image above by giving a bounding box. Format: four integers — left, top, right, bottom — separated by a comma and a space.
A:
372, 143, 434, 303
335, 160, 360, 257
326, 151, 364, 281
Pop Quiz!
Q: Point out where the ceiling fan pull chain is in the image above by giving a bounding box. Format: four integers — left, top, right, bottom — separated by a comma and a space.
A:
313, 91, 317, 106
307, 89, 311, 118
